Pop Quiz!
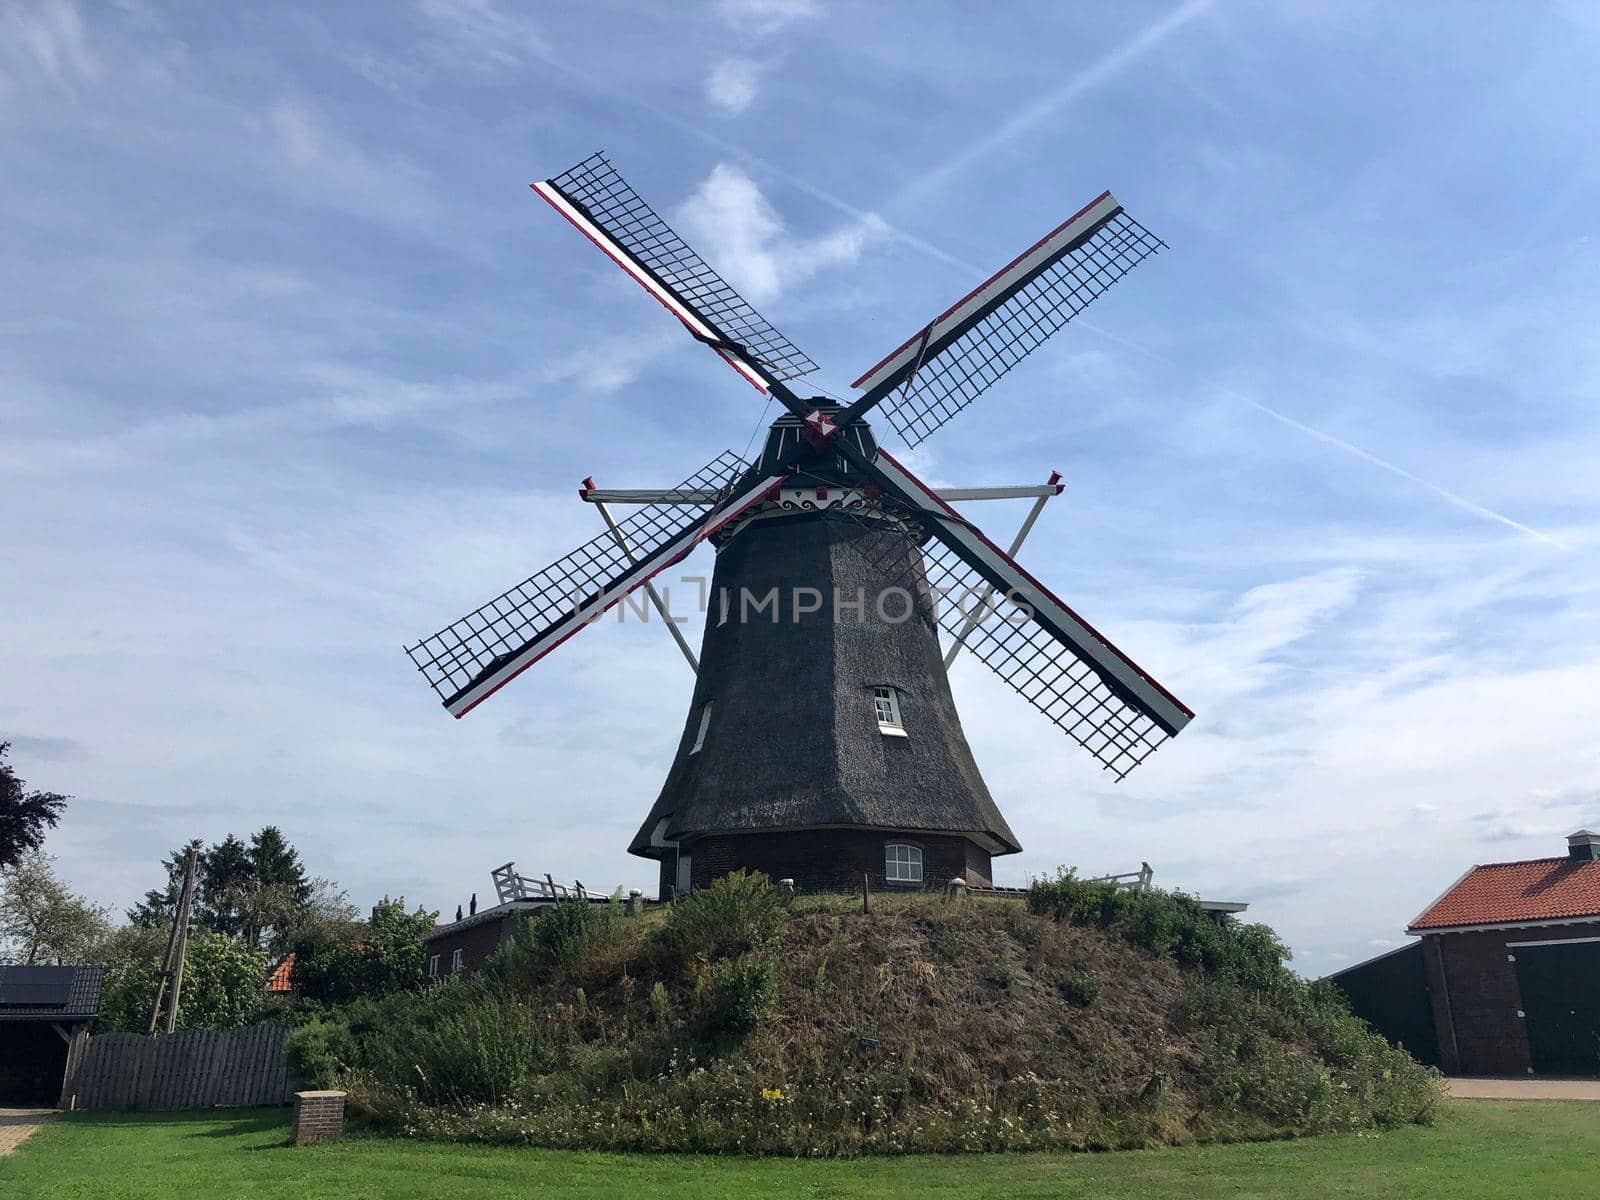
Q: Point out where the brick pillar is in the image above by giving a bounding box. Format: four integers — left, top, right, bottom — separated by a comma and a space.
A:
292, 1090, 347, 1145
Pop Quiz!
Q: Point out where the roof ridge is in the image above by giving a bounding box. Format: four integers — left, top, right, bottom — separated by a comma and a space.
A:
1472, 856, 1573, 870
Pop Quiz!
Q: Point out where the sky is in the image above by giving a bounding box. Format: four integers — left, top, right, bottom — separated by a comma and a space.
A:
3, 0, 1598, 974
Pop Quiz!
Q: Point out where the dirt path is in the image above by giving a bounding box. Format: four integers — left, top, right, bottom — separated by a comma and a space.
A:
0, 1109, 56, 1157
1447, 1077, 1600, 1100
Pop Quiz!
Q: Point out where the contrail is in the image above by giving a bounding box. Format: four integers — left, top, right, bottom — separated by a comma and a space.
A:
526, 18, 1566, 550
894, 0, 1216, 207
1078, 320, 1570, 551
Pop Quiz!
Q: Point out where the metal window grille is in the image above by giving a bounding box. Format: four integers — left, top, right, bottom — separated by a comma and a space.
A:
406, 451, 749, 705
877, 211, 1165, 447
549, 153, 818, 383
886, 843, 922, 882
916, 538, 1171, 779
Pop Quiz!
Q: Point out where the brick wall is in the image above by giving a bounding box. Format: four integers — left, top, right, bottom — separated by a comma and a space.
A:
680, 829, 994, 895
292, 1090, 346, 1145
1423, 920, 1600, 1075
422, 913, 514, 978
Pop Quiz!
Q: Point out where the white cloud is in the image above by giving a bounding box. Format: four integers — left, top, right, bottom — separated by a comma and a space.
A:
0, 0, 98, 96
715, 0, 819, 35
706, 57, 761, 115
413, 0, 547, 73
675, 162, 886, 304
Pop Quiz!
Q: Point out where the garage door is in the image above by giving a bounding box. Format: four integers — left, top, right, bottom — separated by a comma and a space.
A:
1513, 939, 1600, 1076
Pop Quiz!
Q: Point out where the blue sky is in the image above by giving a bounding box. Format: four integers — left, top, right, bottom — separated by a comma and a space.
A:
3, 0, 1598, 973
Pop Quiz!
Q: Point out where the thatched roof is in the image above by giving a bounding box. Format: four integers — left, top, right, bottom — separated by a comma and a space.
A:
630, 508, 1019, 858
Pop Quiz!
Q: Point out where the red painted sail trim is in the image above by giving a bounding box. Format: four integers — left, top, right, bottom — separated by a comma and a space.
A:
852, 191, 1119, 391
875, 450, 1193, 727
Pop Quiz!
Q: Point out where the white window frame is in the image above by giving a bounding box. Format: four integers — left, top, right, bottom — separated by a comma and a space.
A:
450, 948, 464, 973
873, 686, 906, 736
885, 842, 923, 883
691, 702, 712, 753
427, 953, 440, 979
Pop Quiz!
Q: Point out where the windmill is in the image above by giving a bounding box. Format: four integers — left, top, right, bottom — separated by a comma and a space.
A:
406, 153, 1193, 897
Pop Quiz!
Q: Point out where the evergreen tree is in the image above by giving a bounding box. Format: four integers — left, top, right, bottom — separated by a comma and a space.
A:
198, 834, 254, 938
126, 839, 202, 928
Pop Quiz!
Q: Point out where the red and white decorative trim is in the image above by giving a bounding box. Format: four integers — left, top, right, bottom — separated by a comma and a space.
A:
532, 180, 771, 394
447, 470, 787, 717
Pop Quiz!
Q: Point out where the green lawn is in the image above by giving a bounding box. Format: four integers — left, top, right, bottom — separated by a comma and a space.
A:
3, 1101, 1595, 1199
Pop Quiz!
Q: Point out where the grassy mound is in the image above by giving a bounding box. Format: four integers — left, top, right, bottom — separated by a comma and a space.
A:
288, 872, 1441, 1155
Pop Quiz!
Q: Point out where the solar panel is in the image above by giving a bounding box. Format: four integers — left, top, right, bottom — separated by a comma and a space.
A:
0, 965, 75, 1007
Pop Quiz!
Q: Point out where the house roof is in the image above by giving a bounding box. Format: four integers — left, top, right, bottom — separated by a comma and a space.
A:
0, 964, 105, 1023
264, 953, 295, 993
1409, 856, 1600, 931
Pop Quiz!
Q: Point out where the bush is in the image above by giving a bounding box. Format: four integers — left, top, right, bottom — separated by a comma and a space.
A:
1057, 967, 1098, 1007
665, 870, 784, 963
987, 960, 1017, 989
491, 896, 622, 984
286, 1013, 357, 1090
1028, 871, 1290, 1000
703, 954, 777, 1034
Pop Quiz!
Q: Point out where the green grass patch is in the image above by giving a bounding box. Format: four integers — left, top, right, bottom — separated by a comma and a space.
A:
2, 1100, 1594, 1199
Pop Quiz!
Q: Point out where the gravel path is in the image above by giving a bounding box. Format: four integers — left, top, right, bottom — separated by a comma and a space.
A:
0, 1109, 56, 1157
1447, 1077, 1600, 1100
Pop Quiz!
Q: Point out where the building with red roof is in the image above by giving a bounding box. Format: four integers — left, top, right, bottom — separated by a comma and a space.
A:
1329, 830, 1600, 1077
264, 954, 296, 995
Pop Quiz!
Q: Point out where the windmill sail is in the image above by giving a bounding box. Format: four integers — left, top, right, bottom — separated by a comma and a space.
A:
533, 153, 818, 393
870, 450, 1191, 778
851, 193, 1164, 447
406, 452, 777, 717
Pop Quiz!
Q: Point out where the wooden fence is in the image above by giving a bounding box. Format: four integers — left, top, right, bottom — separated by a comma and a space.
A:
64, 1024, 294, 1111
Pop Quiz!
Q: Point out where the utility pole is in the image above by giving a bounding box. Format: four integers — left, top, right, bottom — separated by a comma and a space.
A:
147, 845, 199, 1036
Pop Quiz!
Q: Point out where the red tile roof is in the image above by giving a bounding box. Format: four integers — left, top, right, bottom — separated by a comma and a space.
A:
1410, 857, 1600, 931
264, 954, 295, 993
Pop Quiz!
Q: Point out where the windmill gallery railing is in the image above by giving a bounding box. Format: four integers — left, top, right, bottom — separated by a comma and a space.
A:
491, 862, 612, 906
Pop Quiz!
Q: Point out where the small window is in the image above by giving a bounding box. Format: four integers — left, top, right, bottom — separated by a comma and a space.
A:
691, 703, 713, 753
886, 843, 922, 883
873, 686, 905, 736
450, 948, 464, 973
427, 954, 440, 979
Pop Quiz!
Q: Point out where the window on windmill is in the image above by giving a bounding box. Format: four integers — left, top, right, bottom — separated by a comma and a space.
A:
427, 954, 440, 979
691, 702, 713, 753
450, 948, 464, 973
872, 686, 906, 736
885, 843, 923, 883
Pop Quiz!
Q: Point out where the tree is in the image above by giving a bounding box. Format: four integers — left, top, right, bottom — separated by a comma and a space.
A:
0, 742, 69, 869
95, 925, 268, 1032
0, 851, 112, 965
126, 839, 203, 929
290, 897, 437, 1005
126, 828, 318, 953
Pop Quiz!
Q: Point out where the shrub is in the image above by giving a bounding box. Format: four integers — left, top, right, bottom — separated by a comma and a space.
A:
1057, 967, 1099, 1007
491, 896, 622, 984
987, 960, 1017, 989
1028, 871, 1290, 1000
665, 870, 784, 963
286, 1013, 357, 1089
703, 954, 777, 1033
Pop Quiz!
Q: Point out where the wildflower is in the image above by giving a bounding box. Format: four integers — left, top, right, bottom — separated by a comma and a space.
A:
760, 1086, 784, 1101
